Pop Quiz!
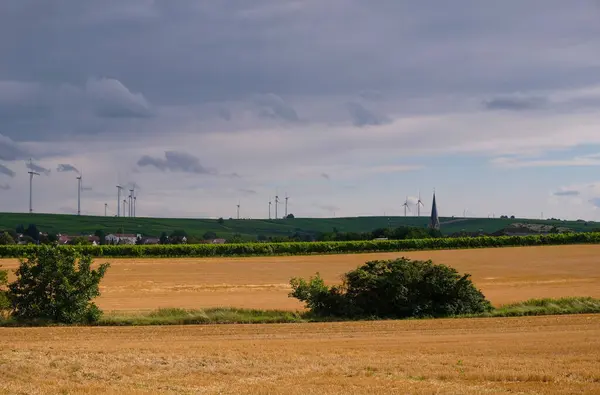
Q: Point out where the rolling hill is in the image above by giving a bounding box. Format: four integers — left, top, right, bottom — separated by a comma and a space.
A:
0, 212, 596, 240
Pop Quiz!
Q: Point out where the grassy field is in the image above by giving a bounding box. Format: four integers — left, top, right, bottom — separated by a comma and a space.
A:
3, 244, 599, 312
1, 315, 599, 394
0, 211, 596, 239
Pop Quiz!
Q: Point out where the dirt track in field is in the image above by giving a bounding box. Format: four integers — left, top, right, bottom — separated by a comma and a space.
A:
2, 245, 599, 311
1, 315, 599, 394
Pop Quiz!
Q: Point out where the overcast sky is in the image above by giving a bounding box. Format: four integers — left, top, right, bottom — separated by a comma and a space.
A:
2, 1, 600, 220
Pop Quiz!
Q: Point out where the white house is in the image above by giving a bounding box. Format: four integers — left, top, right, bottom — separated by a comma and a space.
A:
105, 233, 140, 245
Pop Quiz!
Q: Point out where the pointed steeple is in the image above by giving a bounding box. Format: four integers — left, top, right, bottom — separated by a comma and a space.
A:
429, 191, 440, 230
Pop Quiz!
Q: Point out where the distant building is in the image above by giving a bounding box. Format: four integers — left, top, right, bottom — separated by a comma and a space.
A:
429, 192, 440, 230
210, 238, 227, 244
140, 237, 160, 245
105, 233, 140, 245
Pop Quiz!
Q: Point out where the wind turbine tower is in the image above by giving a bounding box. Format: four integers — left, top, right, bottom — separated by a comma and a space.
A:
402, 196, 411, 217
275, 195, 279, 219
285, 194, 289, 218
133, 196, 137, 217
77, 174, 82, 216
105, 203, 108, 217
116, 185, 123, 217
123, 199, 127, 218
268, 199, 272, 220
129, 189, 134, 218
237, 202, 240, 220
28, 159, 40, 214
417, 191, 424, 217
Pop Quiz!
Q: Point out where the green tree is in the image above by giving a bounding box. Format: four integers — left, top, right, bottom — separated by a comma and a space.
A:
94, 229, 106, 245
0, 231, 16, 245
289, 257, 492, 319
203, 231, 217, 240
286, 213, 295, 219
217, 217, 225, 225
159, 232, 169, 244
25, 224, 40, 243
8, 246, 110, 324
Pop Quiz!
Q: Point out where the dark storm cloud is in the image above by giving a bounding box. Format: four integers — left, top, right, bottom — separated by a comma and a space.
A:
26, 161, 51, 175
0, 1, 598, 142
553, 190, 580, 197
3, 1, 596, 108
137, 151, 217, 174
345, 102, 391, 127
320, 173, 331, 181
0, 164, 15, 178
57, 164, 80, 174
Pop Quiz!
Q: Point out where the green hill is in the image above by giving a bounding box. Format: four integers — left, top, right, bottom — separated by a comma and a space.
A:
0, 212, 596, 241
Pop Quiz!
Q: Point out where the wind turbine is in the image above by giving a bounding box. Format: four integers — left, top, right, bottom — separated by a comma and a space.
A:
417, 191, 424, 217
133, 196, 137, 217
105, 203, 108, 217
123, 199, 127, 218
116, 185, 123, 217
402, 196, 411, 217
77, 174, 82, 216
27, 159, 40, 214
128, 193, 133, 218
268, 199, 272, 220
274, 194, 279, 219
285, 194, 289, 218
236, 202, 240, 220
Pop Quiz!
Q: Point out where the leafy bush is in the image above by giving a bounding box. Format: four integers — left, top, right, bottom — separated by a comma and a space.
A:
0, 267, 10, 317
8, 246, 110, 324
289, 257, 492, 319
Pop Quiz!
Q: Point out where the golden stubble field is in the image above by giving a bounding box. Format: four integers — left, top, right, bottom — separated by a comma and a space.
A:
1, 245, 600, 394
3, 244, 599, 311
1, 315, 599, 394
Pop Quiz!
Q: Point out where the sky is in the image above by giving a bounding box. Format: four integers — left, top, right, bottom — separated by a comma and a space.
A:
1, 1, 600, 220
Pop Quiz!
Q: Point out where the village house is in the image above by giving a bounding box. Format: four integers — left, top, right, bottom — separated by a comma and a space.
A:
105, 233, 140, 245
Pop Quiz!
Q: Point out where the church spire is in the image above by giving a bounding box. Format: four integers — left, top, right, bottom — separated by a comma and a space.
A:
429, 191, 440, 230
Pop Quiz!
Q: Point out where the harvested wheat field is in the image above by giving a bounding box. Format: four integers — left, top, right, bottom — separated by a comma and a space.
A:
1, 315, 599, 394
3, 245, 600, 311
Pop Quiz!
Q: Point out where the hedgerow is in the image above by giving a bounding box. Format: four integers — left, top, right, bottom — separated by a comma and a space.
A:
0, 232, 598, 258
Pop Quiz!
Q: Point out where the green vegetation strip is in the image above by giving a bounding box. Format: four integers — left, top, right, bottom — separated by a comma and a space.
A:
2, 232, 600, 258
1, 297, 597, 327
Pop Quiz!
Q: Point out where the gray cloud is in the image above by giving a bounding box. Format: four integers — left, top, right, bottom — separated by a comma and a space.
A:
218, 107, 232, 121
483, 96, 547, 111
26, 161, 51, 176
137, 151, 216, 174
553, 190, 580, 197
238, 188, 257, 195
345, 102, 391, 127
0, 163, 16, 178
57, 164, 80, 174
0, 184, 10, 190
320, 173, 331, 180
85, 77, 154, 118
0, 134, 31, 161
254, 94, 299, 122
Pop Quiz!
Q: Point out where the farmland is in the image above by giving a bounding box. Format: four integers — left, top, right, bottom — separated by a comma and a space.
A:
2, 245, 599, 311
1, 245, 600, 394
1, 315, 599, 394
0, 212, 596, 240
